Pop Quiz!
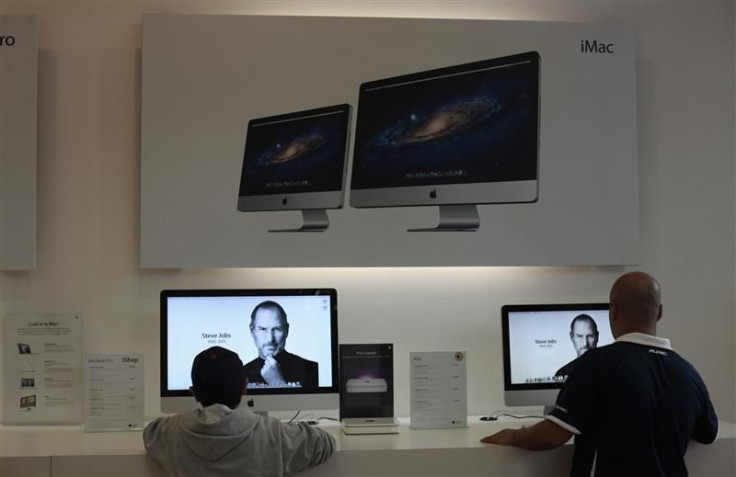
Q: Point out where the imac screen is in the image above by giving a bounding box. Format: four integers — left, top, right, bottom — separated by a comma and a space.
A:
160, 289, 338, 412
351, 51, 540, 207
502, 303, 613, 403
237, 104, 351, 211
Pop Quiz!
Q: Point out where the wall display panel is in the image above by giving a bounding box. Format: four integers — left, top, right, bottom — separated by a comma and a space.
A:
141, 15, 637, 267
0, 15, 37, 270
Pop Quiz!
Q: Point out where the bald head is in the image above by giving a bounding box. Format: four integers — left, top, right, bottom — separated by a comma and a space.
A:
609, 271, 662, 337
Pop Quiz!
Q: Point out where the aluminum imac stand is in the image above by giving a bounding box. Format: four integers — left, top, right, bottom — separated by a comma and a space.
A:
269, 209, 329, 233
408, 204, 479, 232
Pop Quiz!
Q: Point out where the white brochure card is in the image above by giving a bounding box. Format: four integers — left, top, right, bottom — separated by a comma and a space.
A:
86, 353, 144, 432
2, 313, 83, 424
410, 351, 467, 429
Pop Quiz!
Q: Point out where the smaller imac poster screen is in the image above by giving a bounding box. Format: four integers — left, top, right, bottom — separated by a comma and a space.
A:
507, 308, 613, 385
352, 52, 539, 190
339, 344, 394, 419
166, 294, 334, 391
239, 106, 349, 196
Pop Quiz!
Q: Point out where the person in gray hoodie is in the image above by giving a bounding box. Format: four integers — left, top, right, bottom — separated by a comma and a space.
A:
144, 346, 336, 476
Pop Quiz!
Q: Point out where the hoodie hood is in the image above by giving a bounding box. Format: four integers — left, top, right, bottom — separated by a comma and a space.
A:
178, 404, 259, 462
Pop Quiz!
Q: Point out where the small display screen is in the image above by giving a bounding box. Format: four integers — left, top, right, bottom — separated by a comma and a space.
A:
352, 52, 539, 190
239, 105, 350, 196
503, 304, 613, 388
339, 343, 394, 419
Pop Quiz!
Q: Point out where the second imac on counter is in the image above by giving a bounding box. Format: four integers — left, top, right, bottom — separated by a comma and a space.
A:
501, 303, 613, 414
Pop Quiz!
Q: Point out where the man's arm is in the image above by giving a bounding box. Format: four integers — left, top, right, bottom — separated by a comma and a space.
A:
480, 419, 573, 451
142, 416, 171, 468
280, 421, 336, 473
692, 376, 719, 444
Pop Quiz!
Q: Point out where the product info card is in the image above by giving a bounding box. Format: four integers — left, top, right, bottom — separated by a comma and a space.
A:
2, 313, 83, 424
410, 351, 467, 429
86, 353, 144, 432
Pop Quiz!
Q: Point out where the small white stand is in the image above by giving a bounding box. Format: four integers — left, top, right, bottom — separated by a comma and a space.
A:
341, 417, 400, 435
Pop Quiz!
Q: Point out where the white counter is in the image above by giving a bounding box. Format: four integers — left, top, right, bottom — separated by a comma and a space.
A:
2, 418, 734, 476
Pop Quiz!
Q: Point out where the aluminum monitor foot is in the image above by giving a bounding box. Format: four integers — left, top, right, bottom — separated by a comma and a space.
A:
408, 204, 480, 232
269, 209, 329, 233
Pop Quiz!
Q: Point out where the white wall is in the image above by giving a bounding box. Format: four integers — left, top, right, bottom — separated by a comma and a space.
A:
0, 15, 37, 271
0, 1, 733, 422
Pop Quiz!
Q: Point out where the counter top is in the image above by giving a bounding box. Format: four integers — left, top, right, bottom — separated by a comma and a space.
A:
2, 417, 734, 458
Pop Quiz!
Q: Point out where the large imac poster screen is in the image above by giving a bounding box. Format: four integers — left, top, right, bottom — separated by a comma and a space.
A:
162, 289, 337, 395
352, 52, 539, 193
239, 105, 350, 198
503, 303, 613, 388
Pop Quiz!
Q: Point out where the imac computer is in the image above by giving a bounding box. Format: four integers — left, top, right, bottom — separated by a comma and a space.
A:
160, 289, 339, 414
501, 303, 613, 414
237, 104, 351, 232
350, 51, 540, 231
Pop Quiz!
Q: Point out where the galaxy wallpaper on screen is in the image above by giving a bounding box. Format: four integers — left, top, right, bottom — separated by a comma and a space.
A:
239, 110, 348, 196
352, 58, 539, 190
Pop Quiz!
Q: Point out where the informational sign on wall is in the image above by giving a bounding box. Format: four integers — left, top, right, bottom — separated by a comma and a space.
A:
410, 351, 467, 429
86, 353, 144, 432
1, 313, 83, 424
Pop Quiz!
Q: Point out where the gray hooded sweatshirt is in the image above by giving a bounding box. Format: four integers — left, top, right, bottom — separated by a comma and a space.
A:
143, 404, 336, 476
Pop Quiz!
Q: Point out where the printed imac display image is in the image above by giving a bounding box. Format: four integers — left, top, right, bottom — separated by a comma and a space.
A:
239, 105, 350, 199
351, 52, 539, 199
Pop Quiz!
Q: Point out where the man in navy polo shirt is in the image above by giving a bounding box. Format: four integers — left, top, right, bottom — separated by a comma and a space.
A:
481, 271, 719, 476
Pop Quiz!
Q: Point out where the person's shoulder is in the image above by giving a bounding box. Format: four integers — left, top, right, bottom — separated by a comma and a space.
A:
143, 410, 189, 440
583, 342, 641, 365
243, 356, 261, 368
147, 410, 192, 426
610, 340, 689, 362
562, 345, 613, 379
594, 341, 634, 357
665, 350, 708, 381
555, 358, 575, 377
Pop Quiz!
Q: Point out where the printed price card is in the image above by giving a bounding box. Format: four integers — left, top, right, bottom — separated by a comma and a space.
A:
86, 353, 144, 432
410, 351, 467, 429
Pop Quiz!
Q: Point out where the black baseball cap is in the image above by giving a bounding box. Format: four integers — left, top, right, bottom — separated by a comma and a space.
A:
191, 346, 245, 407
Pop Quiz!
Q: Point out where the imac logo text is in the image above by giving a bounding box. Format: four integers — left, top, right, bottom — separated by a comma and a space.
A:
580, 40, 614, 54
